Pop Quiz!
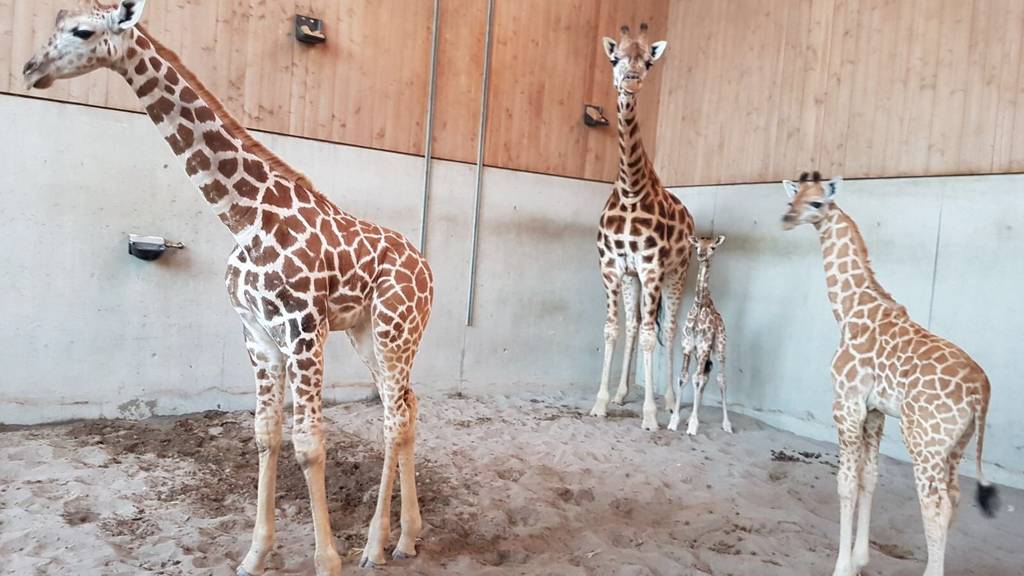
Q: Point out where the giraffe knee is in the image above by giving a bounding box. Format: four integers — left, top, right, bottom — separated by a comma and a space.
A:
253, 415, 282, 456
639, 327, 657, 352
292, 431, 326, 471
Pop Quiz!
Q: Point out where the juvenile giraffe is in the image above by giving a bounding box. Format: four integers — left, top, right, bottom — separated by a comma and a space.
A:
668, 235, 731, 436
24, 2, 433, 574
591, 23, 695, 431
781, 172, 998, 576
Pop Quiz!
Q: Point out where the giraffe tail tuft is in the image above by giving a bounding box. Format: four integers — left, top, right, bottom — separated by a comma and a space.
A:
974, 386, 999, 518
976, 483, 998, 518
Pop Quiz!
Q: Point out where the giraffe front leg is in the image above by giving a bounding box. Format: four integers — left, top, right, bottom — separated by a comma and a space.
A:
591, 272, 622, 418
831, 400, 866, 576
238, 324, 286, 576
686, 351, 710, 436
716, 339, 732, 434
288, 332, 342, 576
660, 273, 685, 412
613, 275, 639, 405
852, 410, 884, 571
667, 345, 691, 431
638, 276, 662, 431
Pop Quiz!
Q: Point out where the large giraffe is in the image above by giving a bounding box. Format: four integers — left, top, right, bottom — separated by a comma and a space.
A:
591, 23, 694, 431
23, 2, 433, 574
781, 172, 998, 576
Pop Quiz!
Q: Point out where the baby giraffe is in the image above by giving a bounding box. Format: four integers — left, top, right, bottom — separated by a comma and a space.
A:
781, 172, 997, 576
668, 235, 731, 435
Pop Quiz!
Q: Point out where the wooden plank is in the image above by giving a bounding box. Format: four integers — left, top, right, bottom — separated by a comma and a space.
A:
958, 0, 1004, 173
433, 0, 486, 164
0, 0, 14, 93
994, 0, 1024, 171
926, 0, 973, 174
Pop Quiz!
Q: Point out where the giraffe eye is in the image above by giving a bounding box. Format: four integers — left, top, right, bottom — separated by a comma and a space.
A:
809, 201, 823, 209
72, 28, 95, 40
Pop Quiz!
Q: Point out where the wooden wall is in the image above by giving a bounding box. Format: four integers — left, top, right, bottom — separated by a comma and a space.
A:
0, 0, 668, 182
655, 0, 1024, 186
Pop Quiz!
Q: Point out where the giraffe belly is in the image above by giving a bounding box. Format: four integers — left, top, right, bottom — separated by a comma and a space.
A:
866, 386, 902, 419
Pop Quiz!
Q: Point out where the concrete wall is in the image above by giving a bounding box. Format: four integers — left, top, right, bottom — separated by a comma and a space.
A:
1, 95, 1021, 489
0, 94, 609, 423
668, 177, 1024, 489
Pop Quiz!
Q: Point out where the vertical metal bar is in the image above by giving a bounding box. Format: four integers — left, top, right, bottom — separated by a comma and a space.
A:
418, 0, 442, 254
465, 0, 496, 326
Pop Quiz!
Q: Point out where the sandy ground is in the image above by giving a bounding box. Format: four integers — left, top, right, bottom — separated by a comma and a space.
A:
1, 390, 1021, 576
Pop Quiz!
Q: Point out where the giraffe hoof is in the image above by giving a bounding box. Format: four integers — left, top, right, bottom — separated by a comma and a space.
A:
589, 405, 608, 418
722, 422, 734, 434
236, 568, 255, 576
360, 556, 384, 569
392, 548, 416, 560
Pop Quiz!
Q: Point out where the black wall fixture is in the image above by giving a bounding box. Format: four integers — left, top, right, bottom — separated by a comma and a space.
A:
128, 234, 185, 262
583, 104, 609, 127
295, 15, 326, 45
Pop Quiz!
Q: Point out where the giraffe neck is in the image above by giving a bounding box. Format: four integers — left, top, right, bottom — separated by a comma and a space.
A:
814, 205, 905, 324
615, 91, 655, 204
115, 27, 306, 244
694, 258, 712, 304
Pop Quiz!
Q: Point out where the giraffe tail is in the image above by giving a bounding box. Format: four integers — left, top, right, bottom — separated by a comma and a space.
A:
974, 388, 999, 518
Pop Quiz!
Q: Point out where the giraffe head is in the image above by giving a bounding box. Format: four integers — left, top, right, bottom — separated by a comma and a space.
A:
602, 23, 667, 95
22, 0, 148, 90
781, 171, 842, 230
690, 235, 725, 263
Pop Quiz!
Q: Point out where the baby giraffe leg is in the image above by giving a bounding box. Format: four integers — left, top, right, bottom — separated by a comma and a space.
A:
852, 410, 885, 571
832, 402, 866, 576
715, 338, 731, 433
668, 344, 692, 431
237, 320, 286, 576
686, 350, 711, 436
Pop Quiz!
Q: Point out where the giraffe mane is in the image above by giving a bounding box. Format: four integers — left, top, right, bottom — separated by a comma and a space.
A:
137, 24, 315, 191
837, 209, 905, 311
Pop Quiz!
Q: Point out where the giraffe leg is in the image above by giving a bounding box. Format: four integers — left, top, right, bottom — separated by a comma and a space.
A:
393, 389, 422, 560
237, 317, 286, 576
346, 309, 383, 391
831, 400, 866, 576
613, 275, 639, 405
287, 325, 342, 576
851, 410, 885, 571
945, 420, 973, 529
685, 349, 710, 436
591, 272, 622, 417
715, 337, 732, 434
362, 359, 417, 567
637, 272, 664, 431
668, 343, 693, 431
912, 453, 953, 576
660, 272, 686, 412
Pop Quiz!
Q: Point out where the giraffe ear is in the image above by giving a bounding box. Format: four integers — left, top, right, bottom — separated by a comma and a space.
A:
602, 37, 617, 61
714, 235, 725, 247
112, 0, 147, 31
649, 41, 668, 62
824, 176, 842, 199
782, 180, 799, 199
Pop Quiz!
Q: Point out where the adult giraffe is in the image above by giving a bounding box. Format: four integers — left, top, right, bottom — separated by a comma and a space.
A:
591, 23, 694, 431
781, 172, 998, 576
23, 2, 433, 574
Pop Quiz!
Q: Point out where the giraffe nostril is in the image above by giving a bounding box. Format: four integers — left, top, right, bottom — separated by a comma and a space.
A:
22, 58, 38, 75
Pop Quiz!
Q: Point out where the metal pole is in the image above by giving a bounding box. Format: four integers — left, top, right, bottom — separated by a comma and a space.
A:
465, 0, 495, 326
418, 0, 442, 254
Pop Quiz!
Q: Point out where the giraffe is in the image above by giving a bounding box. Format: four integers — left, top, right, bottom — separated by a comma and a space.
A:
668, 235, 731, 436
23, 2, 433, 574
590, 23, 695, 431
781, 171, 998, 576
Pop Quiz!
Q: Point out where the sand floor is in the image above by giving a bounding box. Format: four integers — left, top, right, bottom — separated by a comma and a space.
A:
1, 390, 1021, 576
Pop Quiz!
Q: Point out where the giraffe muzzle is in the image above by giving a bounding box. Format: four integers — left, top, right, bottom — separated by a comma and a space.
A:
22, 57, 54, 90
